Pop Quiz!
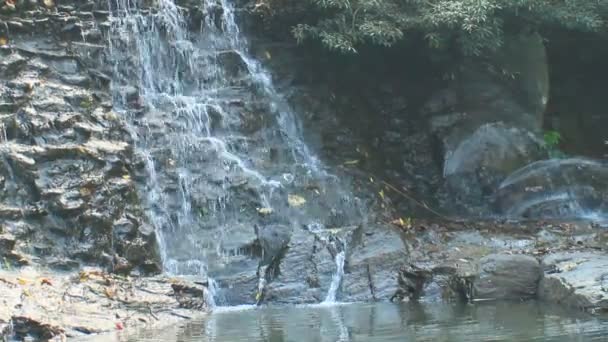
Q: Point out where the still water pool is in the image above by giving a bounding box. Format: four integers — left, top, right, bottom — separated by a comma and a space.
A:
102, 301, 608, 341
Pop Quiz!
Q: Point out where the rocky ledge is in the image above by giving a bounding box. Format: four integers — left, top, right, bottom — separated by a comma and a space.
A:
0, 267, 209, 341
396, 220, 608, 313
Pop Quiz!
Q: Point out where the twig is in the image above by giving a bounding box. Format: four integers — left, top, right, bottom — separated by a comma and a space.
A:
380, 180, 456, 222
148, 306, 159, 321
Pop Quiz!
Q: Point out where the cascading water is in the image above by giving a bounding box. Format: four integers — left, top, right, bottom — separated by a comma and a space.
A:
108, 0, 360, 304
324, 250, 345, 303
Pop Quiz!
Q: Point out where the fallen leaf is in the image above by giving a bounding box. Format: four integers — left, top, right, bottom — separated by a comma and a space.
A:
264, 51, 271, 59
42, 0, 55, 8
115, 322, 124, 330
17, 277, 29, 286
104, 286, 116, 298
378, 190, 385, 200
22, 289, 31, 297
40, 278, 53, 286
257, 207, 273, 215
287, 194, 306, 207
122, 174, 131, 180
390, 217, 412, 230
343, 160, 359, 165
0, 37, 7, 46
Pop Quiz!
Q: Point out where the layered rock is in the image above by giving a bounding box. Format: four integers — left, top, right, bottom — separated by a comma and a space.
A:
0, 267, 208, 341
0, 1, 159, 272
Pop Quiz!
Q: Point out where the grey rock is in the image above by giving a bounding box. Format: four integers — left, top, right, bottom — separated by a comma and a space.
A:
539, 252, 608, 311
440, 122, 545, 212
473, 254, 541, 300
428, 33, 550, 214
0, 233, 16, 253
254, 223, 291, 265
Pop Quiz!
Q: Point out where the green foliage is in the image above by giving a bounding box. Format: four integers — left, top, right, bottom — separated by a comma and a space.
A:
543, 130, 561, 148
260, 0, 608, 54
543, 130, 566, 158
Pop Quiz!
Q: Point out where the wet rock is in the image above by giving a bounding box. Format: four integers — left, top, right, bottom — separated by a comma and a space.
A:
0, 232, 16, 252
172, 282, 208, 310
11, 316, 65, 341
217, 50, 249, 78
0, 3, 158, 271
539, 251, 608, 311
342, 226, 407, 301
473, 254, 541, 300
254, 224, 291, 265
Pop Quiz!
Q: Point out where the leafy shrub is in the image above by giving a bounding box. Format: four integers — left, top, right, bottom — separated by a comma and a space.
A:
254, 0, 608, 55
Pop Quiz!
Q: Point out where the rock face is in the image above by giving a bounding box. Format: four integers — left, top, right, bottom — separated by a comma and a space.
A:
426, 33, 550, 215
215, 223, 407, 305
0, 1, 159, 272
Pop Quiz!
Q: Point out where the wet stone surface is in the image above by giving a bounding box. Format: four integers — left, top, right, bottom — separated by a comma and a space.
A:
0, 0, 160, 273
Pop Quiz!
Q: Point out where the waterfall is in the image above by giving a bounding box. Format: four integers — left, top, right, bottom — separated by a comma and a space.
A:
324, 250, 345, 303
108, 0, 365, 304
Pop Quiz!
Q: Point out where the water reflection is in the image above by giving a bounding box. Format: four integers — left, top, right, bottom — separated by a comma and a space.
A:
103, 301, 608, 342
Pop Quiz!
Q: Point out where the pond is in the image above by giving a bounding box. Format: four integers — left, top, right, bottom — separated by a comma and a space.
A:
97, 301, 608, 342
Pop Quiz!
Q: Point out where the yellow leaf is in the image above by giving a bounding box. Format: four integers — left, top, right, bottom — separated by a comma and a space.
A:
17, 277, 29, 286
287, 194, 306, 207
257, 207, 273, 215
379, 190, 385, 200
255, 292, 261, 301
0, 37, 7, 46
22, 289, 31, 297
343, 160, 359, 165
79, 271, 89, 282
390, 217, 412, 229
122, 174, 131, 180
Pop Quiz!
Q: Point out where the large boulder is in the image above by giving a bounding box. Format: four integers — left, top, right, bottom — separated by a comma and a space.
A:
436, 122, 545, 212
473, 254, 541, 300
427, 32, 550, 214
